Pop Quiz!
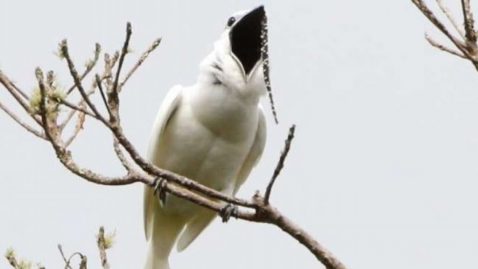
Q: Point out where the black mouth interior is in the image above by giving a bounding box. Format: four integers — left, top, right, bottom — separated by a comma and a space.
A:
230, 6, 265, 76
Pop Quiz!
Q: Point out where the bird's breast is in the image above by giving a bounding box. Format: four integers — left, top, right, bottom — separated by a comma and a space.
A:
153, 85, 259, 217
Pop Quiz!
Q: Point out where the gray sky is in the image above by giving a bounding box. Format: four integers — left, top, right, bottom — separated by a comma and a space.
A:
2, 0, 478, 268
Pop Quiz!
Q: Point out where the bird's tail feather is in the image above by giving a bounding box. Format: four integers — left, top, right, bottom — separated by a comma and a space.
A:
144, 249, 170, 269
176, 207, 216, 252
144, 208, 184, 269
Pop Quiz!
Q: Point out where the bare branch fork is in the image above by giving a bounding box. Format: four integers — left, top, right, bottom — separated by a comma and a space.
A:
411, 0, 478, 70
4, 230, 100, 269
57, 244, 88, 269
0, 23, 346, 269
5, 227, 117, 269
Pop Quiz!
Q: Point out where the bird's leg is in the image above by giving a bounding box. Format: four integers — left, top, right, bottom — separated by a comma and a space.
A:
154, 177, 168, 207
219, 203, 238, 222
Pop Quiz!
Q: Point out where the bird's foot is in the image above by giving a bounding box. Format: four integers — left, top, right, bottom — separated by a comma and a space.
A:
219, 203, 238, 223
154, 177, 168, 207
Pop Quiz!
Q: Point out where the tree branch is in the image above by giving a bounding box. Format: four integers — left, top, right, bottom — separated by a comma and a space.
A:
411, 0, 469, 55
0, 100, 45, 139
0, 70, 42, 125
425, 33, 468, 59
436, 0, 465, 39
461, 0, 477, 44
264, 124, 295, 205
66, 43, 101, 95
1, 23, 347, 269
57, 245, 73, 269
60, 40, 108, 125
63, 105, 86, 148
96, 227, 110, 269
411, 0, 478, 70
108, 22, 131, 122
119, 38, 161, 88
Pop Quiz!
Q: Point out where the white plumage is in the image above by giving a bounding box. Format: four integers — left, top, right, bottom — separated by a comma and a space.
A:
144, 6, 268, 269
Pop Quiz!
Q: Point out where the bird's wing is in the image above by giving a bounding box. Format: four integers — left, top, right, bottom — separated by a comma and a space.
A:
144, 85, 183, 240
233, 106, 267, 194
175, 107, 266, 251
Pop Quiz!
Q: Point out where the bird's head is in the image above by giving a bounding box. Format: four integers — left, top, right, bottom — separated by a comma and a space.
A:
200, 6, 268, 98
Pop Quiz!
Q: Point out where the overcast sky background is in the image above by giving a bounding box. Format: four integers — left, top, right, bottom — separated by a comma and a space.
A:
2, 0, 478, 268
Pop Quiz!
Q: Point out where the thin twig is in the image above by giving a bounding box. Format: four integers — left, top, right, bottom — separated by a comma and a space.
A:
119, 38, 161, 89
0, 70, 42, 125
63, 104, 86, 148
65, 252, 86, 269
60, 40, 108, 124
96, 227, 110, 269
411, 0, 478, 71
96, 74, 112, 118
112, 23, 131, 93
108, 22, 132, 124
264, 125, 296, 205
59, 53, 116, 132
425, 33, 468, 59
461, 0, 477, 43
59, 78, 104, 132
66, 43, 101, 95
104, 52, 120, 92
0, 101, 45, 139
411, 0, 469, 56
60, 99, 96, 118
10, 80, 29, 101
57, 245, 73, 269
436, 0, 466, 39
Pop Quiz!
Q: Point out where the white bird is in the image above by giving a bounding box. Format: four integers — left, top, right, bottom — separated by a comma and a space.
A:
143, 6, 268, 269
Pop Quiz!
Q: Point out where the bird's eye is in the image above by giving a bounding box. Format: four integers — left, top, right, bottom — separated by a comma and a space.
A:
226, 16, 236, 27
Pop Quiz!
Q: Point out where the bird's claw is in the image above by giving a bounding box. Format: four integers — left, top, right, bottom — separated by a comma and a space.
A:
219, 203, 238, 223
154, 177, 168, 207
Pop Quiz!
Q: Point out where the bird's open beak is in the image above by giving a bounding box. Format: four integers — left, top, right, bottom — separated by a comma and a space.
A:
230, 5, 265, 78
